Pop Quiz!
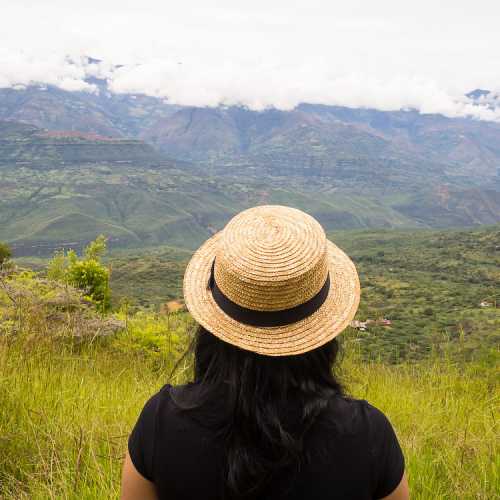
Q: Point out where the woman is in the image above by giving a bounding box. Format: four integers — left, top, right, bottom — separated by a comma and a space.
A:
121, 205, 409, 499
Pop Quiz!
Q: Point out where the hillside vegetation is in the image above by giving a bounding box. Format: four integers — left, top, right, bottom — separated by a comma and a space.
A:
2, 87, 500, 255
0, 266, 498, 499
103, 225, 500, 362
333, 225, 500, 361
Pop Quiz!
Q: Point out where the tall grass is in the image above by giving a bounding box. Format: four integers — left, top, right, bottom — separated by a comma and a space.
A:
341, 348, 499, 498
1, 328, 497, 499
0, 272, 498, 498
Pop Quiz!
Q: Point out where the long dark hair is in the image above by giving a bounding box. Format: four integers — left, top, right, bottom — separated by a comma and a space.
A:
172, 325, 343, 499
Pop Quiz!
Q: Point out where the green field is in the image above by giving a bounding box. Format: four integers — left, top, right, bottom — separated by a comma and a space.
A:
102, 225, 500, 362
1, 225, 499, 498
0, 277, 497, 499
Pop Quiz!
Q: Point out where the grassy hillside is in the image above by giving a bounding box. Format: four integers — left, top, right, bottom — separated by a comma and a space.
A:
3, 160, 430, 256
332, 225, 500, 361
0, 270, 497, 499
2, 116, 500, 256
3, 156, 499, 254
0, 163, 239, 253
104, 225, 500, 362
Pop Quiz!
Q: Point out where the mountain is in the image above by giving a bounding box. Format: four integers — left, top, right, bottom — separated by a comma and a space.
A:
1, 82, 500, 256
0, 120, 163, 166
0, 122, 415, 256
3, 82, 500, 189
0, 84, 179, 138
0, 120, 415, 254
142, 103, 500, 189
0, 120, 240, 254
2, 82, 500, 190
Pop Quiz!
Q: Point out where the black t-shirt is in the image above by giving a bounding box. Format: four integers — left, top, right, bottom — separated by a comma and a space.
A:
128, 384, 405, 500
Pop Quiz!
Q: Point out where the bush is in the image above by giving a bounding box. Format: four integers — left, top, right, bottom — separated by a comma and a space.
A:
47, 236, 111, 311
0, 242, 12, 266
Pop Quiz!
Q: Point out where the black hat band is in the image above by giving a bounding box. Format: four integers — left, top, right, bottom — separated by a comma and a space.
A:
208, 259, 330, 328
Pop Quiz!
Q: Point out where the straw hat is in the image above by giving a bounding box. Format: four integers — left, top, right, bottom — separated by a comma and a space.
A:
183, 205, 360, 356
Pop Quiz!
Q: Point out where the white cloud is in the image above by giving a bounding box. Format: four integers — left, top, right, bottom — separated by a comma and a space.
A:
0, 50, 97, 93
0, 0, 499, 120
107, 60, 500, 118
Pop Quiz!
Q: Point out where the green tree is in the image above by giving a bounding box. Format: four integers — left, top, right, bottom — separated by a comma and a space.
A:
46, 249, 68, 281
47, 236, 111, 311
0, 242, 12, 266
84, 235, 107, 260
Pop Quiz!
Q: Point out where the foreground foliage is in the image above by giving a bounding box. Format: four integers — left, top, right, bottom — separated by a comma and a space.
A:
47, 236, 111, 312
0, 271, 498, 499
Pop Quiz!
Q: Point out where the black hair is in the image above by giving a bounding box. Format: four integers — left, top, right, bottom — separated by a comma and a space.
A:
171, 325, 343, 499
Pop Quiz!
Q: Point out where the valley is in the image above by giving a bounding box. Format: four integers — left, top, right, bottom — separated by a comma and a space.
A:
104, 224, 500, 362
1, 81, 500, 258
1, 81, 499, 361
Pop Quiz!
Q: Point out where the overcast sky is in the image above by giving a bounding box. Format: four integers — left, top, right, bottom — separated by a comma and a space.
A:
1, 0, 499, 119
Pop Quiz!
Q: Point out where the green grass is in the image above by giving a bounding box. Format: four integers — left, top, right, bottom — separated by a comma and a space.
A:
1, 229, 499, 499
0, 325, 497, 499
0, 271, 192, 499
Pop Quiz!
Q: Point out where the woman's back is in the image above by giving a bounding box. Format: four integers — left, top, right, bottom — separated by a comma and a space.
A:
122, 206, 408, 499
129, 383, 405, 500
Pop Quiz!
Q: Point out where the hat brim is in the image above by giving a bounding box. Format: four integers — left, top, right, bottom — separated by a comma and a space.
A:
183, 231, 360, 356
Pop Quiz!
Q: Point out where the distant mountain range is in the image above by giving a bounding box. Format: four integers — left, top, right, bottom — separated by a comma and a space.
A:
2, 82, 499, 186
0, 79, 180, 138
0, 120, 163, 166
0, 79, 499, 255
141, 103, 500, 188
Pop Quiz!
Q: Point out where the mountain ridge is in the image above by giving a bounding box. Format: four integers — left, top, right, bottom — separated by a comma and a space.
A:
2, 83, 499, 190
1, 82, 499, 256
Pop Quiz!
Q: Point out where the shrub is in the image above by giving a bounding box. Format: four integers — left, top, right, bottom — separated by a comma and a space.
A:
0, 242, 12, 266
47, 236, 111, 311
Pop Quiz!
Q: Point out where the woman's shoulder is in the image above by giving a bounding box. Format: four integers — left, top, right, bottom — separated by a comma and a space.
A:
139, 382, 215, 418
345, 398, 395, 425
132, 384, 173, 426
325, 396, 397, 436
329, 395, 381, 417
333, 396, 387, 421
331, 398, 404, 468
142, 383, 173, 406
340, 398, 405, 496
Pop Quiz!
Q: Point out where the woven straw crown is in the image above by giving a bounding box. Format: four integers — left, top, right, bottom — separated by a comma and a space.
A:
183, 205, 360, 356
214, 206, 329, 312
